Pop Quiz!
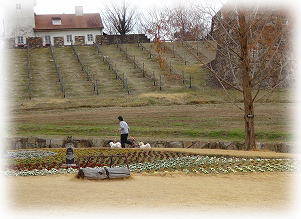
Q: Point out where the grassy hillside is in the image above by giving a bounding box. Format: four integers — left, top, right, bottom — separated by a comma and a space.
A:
29, 48, 61, 98
7, 41, 218, 101
75, 46, 125, 96
7, 49, 29, 100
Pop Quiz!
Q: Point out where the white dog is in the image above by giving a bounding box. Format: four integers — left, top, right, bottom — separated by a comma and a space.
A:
109, 142, 122, 148
138, 142, 151, 149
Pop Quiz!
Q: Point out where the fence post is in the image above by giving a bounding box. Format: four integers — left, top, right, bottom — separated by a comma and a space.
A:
189, 74, 192, 88
133, 56, 136, 68
125, 78, 130, 95
26, 47, 32, 100
159, 75, 162, 91
142, 63, 145, 77
96, 80, 99, 95
153, 72, 156, 86
63, 87, 65, 98
197, 41, 199, 56
122, 73, 125, 88
169, 61, 172, 73
172, 45, 175, 58
182, 72, 185, 85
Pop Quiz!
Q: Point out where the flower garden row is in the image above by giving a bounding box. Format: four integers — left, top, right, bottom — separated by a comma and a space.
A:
2, 149, 297, 176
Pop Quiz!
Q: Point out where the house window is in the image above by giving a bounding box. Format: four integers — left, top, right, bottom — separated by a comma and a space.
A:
66, 35, 73, 43
16, 4, 21, 10
52, 18, 62, 25
17, 36, 24, 44
45, 35, 51, 44
87, 34, 93, 42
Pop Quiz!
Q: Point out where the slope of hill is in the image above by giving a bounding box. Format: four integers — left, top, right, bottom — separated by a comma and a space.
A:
29, 48, 61, 98
55, 46, 94, 98
75, 46, 126, 96
7, 41, 218, 100
7, 49, 29, 100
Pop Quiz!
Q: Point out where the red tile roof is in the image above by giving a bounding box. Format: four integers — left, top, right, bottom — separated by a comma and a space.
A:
34, 13, 103, 31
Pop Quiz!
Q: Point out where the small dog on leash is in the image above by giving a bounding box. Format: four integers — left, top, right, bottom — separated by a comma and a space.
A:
109, 142, 121, 148
138, 142, 151, 149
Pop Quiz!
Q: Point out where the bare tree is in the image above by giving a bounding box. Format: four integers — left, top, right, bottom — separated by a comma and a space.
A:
168, 5, 209, 41
197, 3, 292, 150
140, 5, 210, 42
139, 8, 172, 69
103, 2, 137, 35
140, 8, 172, 41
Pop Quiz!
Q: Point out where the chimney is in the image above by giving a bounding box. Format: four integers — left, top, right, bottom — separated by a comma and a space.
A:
75, 6, 83, 16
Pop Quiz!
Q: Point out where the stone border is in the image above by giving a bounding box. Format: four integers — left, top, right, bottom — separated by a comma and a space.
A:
6, 137, 292, 153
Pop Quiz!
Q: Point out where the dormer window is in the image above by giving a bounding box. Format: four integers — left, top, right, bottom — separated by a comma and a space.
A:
52, 18, 62, 25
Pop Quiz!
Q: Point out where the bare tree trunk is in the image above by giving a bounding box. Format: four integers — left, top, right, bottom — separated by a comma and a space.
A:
238, 9, 256, 150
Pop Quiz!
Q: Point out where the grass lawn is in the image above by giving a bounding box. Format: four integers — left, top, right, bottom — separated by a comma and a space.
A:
10, 102, 293, 143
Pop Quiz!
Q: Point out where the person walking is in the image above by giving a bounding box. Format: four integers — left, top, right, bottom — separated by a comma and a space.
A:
118, 116, 133, 148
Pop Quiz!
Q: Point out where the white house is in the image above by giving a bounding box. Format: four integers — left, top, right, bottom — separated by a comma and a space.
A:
34, 6, 104, 46
3, 1, 103, 47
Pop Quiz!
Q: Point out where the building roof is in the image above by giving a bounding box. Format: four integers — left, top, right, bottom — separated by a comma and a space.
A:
34, 13, 103, 31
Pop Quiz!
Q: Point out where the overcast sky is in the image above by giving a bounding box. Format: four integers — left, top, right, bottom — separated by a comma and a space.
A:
34, 0, 222, 14
33, 0, 299, 14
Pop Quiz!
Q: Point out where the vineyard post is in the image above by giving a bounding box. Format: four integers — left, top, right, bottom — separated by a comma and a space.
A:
96, 80, 99, 95
189, 74, 192, 88
172, 45, 175, 58
159, 75, 162, 90
153, 72, 156, 86
133, 55, 136, 68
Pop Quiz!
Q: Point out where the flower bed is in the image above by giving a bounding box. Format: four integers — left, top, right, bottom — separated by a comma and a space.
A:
4, 168, 78, 176
3, 153, 296, 176
116, 155, 296, 174
4, 148, 139, 170
5, 150, 57, 159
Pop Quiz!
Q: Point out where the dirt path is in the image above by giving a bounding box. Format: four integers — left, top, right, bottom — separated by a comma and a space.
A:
7, 172, 294, 213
